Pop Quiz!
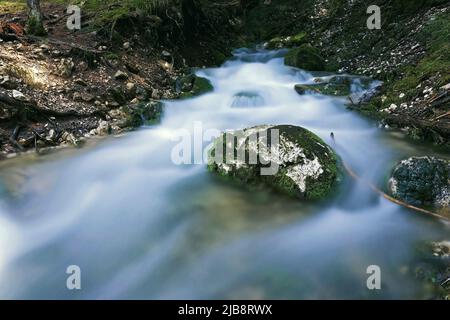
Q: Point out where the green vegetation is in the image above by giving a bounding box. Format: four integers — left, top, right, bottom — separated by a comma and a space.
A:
244, 0, 315, 40
266, 32, 308, 49
392, 11, 450, 100
26, 15, 47, 36
364, 10, 450, 117
0, 1, 26, 14
284, 44, 326, 71
52, 0, 169, 28
125, 101, 164, 127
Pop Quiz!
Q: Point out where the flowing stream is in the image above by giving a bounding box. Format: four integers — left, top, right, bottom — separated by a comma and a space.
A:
0, 48, 448, 299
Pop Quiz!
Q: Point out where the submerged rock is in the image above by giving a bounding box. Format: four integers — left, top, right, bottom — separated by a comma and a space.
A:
295, 75, 378, 99
231, 91, 265, 108
388, 156, 450, 209
208, 125, 340, 200
295, 76, 352, 96
284, 44, 326, 71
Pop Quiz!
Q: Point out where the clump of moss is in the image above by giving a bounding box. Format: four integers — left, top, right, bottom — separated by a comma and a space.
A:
210, 49, 227, 66
284, 44, 326, 71
266, 32, 308, 49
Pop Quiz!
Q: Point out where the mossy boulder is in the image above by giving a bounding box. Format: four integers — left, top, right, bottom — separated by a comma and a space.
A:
284, 44, 326, 71
208, 125, 340, 200
388, 156, 450, 209
176, 74, 213, 98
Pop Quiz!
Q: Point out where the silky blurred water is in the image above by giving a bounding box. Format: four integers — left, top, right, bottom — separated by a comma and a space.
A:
0, 48, 448, 299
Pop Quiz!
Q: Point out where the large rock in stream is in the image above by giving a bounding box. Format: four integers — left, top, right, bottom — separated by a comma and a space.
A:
208, 125, 340, 200
176, 74, 213, 98
388, 156, 450, 209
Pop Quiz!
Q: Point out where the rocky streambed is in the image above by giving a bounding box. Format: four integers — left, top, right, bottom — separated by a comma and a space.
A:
0, 47, 448, 299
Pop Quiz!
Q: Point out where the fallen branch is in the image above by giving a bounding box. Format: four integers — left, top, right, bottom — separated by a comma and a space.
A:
25, 35, 103, 55
331, 135, 450, 222
431, 110, 450, 122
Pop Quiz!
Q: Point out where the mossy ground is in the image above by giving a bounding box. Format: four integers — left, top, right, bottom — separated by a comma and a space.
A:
360, 9, 450, 143
385, 11, 450, 104
284, 44, 326, 71
266, 31, 308, 49
50, 0, 169, 28
0, 0, 26, 14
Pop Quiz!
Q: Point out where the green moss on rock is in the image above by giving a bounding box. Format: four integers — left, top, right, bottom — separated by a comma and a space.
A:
388, 156, 450, 209
124, 100, 164, 127
208, 125, 341, 201
177, 74, 214, 98
266, 32, 308, 49
284, 44, 326, 71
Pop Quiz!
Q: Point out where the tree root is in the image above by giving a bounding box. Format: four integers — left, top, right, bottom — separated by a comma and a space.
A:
0, 92, 104, 118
